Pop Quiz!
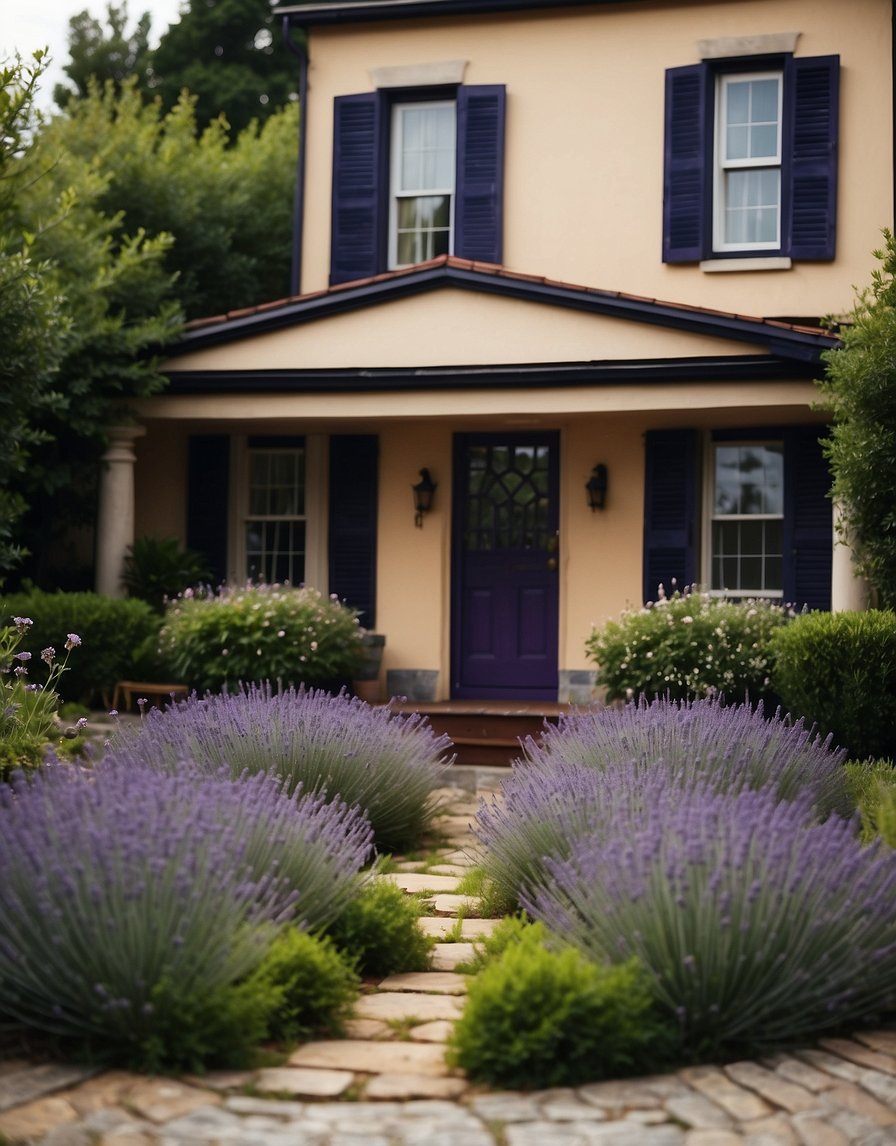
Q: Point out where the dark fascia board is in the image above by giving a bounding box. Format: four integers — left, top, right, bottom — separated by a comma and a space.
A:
164, 355, 822, 395
276, 0, 621, 27
173, 262, 841, 365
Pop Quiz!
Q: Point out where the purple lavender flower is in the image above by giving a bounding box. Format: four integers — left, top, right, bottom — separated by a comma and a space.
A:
64, 633, 81, 650
527, 769, 896, 1052
12, 617, 32, 633
105, 684, 451, 851
0, 759, 372, 1062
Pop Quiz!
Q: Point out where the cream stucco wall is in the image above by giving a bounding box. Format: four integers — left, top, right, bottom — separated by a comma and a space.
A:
299, 0, 892, 321
162, 288, 769, 373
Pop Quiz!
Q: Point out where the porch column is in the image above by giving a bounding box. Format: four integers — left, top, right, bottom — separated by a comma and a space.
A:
95, 425, 146, 597
831, 500, 872, 612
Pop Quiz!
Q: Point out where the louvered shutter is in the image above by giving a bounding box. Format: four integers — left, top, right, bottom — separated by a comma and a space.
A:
329, 435, 378, 628
783, 55, 839, 261
455, 85, 505, 264
783, 428, 832, 609
330, 93, 383, 285
643, 430, 698, 602
187, 435, 230, 585
662, 64, 709, 263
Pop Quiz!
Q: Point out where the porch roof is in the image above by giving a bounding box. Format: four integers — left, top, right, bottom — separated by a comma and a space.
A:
174, 255, 840, 369
275, 0, 643, 26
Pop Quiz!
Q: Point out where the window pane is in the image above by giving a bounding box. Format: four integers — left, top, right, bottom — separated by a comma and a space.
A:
724, 77, 779, 161
724, 169, 780, 245
398, 104, 455, 193
246, 520, 306, 585
396, 195, 451, 264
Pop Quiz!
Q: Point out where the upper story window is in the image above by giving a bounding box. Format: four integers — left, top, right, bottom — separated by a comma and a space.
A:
390, 101, 457, 268
715, 73, 782, 252
663, 54, 839, 265
330, 85, 505, 286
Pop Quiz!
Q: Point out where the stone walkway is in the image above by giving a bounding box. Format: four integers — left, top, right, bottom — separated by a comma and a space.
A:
0, 780, 895, 1145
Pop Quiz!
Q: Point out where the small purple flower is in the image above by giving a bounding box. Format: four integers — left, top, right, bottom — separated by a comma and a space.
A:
13, 617, 33, 633
14, 666, 28, 677
65, 634, 82, 650
41, 647, 55, 665
14, 652, 31, 663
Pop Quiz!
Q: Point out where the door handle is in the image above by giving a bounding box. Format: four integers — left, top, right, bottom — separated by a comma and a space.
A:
546, 557, 558, 571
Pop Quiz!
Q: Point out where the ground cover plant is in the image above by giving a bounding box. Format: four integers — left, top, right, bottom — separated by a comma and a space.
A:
0, 760, 373, 1071
107, 683, 451, 852
586, 585, 793, 704
770, 609, 896, 760
476, 695, 851, 910
527, 769, 896, 1059
158, 582, 365, 694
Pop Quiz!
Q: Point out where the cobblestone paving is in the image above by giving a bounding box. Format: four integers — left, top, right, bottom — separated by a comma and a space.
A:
1, 782, 895, 1146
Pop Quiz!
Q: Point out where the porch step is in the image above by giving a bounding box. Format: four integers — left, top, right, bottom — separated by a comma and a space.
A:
389, 701, 571, 767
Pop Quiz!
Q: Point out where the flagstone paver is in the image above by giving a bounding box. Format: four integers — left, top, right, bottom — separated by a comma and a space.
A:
2, 774, 896, 1146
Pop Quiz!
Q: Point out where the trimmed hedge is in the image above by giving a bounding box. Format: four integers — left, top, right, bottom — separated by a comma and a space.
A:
770, 610, 896, 759
0, 590, 161, 704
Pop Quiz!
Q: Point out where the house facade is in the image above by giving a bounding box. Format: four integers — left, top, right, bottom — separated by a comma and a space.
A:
104, 0, 893, 702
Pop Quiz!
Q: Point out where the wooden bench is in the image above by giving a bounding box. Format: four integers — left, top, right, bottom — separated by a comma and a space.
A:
112, 681, 190, 713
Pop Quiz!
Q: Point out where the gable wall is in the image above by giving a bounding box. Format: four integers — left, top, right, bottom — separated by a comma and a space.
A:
301, 0, 891, 319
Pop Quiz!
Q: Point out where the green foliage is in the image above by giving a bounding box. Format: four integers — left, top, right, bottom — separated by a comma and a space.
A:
246, 927, 359, 1043
55, 2, 152, 107
145, 0, 299, 136
0, 619, 84, 779
459, 914, 544, 974
327, 879, 433, 977
0, 590, 160, 703
845, 759, 896, 847
122, 535, 212, 612
586, 585, 793, 703
818, 230, 896, 607
770, 610, 896, 759
448, 928, 677, 1089
159, 583, 363, 693
0, 54, 69, 584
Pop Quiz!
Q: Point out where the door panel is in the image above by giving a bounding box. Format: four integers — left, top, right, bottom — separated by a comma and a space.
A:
452, 433, 559, 699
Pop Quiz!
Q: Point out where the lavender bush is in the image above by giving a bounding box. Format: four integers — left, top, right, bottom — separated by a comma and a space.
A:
107, 683, 451, 851
528, 770, 896, 1054
0, 760, 372, 1069
478, 696, 851, 908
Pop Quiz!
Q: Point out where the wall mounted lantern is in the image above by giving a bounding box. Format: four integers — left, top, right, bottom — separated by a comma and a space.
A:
586, 463, 608, 511
412, 468, 438, 527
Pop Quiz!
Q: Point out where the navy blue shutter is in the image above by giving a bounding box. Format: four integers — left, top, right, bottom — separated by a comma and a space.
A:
783, 428, 832, 610
330, 93, 384, 285
643, 429, 698, 602
783, 55, 839, 261
662, 64, 709, 263
454, 85, 505, 264
329, 435, 378, 628
187, 435, 229, 585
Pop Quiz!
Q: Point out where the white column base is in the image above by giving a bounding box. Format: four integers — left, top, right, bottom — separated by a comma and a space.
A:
95, 425, 146, 597
831, 501, 873, 612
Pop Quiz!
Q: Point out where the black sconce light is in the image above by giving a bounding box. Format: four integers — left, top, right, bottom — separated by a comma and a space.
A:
412, 468, 438, 527
586, 463, 608, 511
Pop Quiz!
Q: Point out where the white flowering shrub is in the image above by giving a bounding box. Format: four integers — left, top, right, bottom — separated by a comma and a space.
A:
585, 585, 794, 703
159, 583, 364, 694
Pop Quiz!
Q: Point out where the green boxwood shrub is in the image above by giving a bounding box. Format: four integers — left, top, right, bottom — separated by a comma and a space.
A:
770, 610, 896, 759
327, 879, 432, 977
159, 583, 364, 694
0, 590, 160, 704
246, 927, 359, 1043
586, 585, 793, 704
448, 925, 678, 1089
845, 759, 896, 846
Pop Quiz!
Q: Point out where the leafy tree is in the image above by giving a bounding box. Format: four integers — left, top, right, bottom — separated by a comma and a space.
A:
0, 54, 68, 583
54, 3, 152, 108
146, 0, 299, 135
817, 229, 896, 607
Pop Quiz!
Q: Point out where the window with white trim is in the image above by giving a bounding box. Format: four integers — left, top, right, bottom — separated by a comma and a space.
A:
714, 72, 782, 252
389, 101, 456, 269
708, 442, 784, 596
232, 436, 327, 588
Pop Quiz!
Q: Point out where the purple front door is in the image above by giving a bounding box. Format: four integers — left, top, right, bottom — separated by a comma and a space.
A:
451, 433, 560, 700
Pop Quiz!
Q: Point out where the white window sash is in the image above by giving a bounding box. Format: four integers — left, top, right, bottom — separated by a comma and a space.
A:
388, 100, 456, 270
